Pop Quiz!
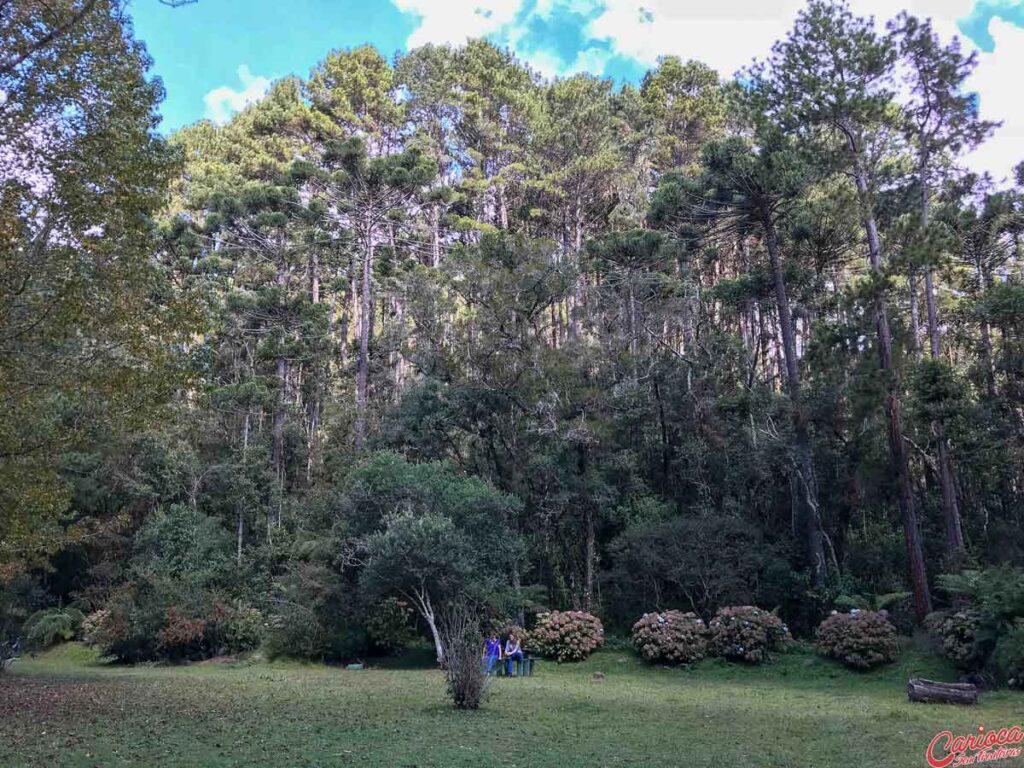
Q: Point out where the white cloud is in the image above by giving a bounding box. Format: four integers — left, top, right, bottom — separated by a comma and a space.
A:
392, 0, 527, 47
203, 65, 271, 125
583, 0, 977, 79
567, 46, 613, 75
581, 0, 1016, 178
387, 0, 1020, 179
962, 17, 1024, 182
519, 47, 566, 78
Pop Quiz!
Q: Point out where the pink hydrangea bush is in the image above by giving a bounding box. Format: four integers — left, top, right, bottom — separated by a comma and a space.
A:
632, 610, 709, 664
708, 606, 789, 663
816, 610, 899, 670
527, 610, 604, 662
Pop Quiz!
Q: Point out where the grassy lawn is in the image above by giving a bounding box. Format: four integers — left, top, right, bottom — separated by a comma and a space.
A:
1, 642, 1021, 768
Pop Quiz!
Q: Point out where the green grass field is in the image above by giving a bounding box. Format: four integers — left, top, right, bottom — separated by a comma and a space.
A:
0, 642, 1021, 768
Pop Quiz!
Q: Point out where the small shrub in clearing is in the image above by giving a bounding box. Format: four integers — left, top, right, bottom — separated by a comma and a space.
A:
527, 610, 603, 662
815, 610, 899, 670
708, 606, 789, 664
631, 610, 708, 664
926, 610, 984, 670
439, 603, 489, 710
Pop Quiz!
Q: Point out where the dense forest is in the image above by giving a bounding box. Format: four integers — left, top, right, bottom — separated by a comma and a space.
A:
3, 0, 1024, 670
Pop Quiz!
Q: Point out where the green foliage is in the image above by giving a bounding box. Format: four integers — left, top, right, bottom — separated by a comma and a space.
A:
631, 610, 709, 664
209, 604, 265, 654
264, 563, 364, 662
23, 606, 86, 650
933, 567, 1024, 684
926, 610, 984, 670
938, 567, 1024, 624
527, 611, 604, 662
815, 610, 899, 670
0, 0, 197, 573
708, 606, 790, 664
607, 515, 786, 624
994, 621, 1024, 688
366, 598, 416, 654
6, 0, 1024, 699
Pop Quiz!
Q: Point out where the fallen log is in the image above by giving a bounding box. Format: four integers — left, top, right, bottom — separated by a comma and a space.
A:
907, 678, 979, 705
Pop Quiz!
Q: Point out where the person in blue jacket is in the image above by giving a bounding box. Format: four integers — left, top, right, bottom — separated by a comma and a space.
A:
483, 632, 502, 675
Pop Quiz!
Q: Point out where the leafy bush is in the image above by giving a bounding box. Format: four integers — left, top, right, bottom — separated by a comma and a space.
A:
156, 608, 207, 659
937, 567, 1024, 624
527, 610, 603, 662
80, 609, 111, 647
208, 603, 264, 654
708, 606, 789, 663
934, 567, 1024, 683
439, 603, 489, 710
264, 563, 365, 661
994, 621, 1024, 689
631, 610, 708, 664
366, 598, 416, 654
926, 610, 984, 670
815, 610, 899, 670
91, 505, 255, 662
23, 606, 86, 650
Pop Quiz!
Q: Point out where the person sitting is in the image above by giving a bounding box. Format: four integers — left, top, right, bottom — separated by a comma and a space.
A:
504, 632, 524, 676
483, 633, 502, 675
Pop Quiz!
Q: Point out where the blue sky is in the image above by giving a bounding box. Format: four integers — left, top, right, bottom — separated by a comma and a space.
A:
128, 0, 1024, 180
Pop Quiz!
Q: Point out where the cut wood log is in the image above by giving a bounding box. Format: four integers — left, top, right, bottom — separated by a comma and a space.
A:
907, 677, 979, 705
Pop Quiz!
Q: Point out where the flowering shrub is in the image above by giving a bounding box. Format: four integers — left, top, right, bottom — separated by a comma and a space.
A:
527, 611, 604, 662
631, 610, 708, 664
708, 606, 789, 663
80, 609, 112, 647
815, 610, 899, 670
926, 610, 984, 670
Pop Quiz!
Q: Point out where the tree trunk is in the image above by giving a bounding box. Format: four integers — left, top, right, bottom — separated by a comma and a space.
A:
922, 178, 965, 558
976, 260, 997, 398
271, 356, 287, 486
583, 505, 595, 612
764, 223, 826, 588
309, 250, 320, 304
568, 191, 584, 340
907, 678, 979, 705
909, 267, 922, 360
271, 255, 289, 488
410, 587, 443, 664
496, 183, 508, 231
431, 204, 441, 268
512, 562, 525, 628
355, 229, 373, 452
855, 164, 932, 621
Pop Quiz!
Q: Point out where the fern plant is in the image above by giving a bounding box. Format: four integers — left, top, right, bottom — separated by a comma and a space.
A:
833, 591, 911, 612
24, 606, 86, 650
